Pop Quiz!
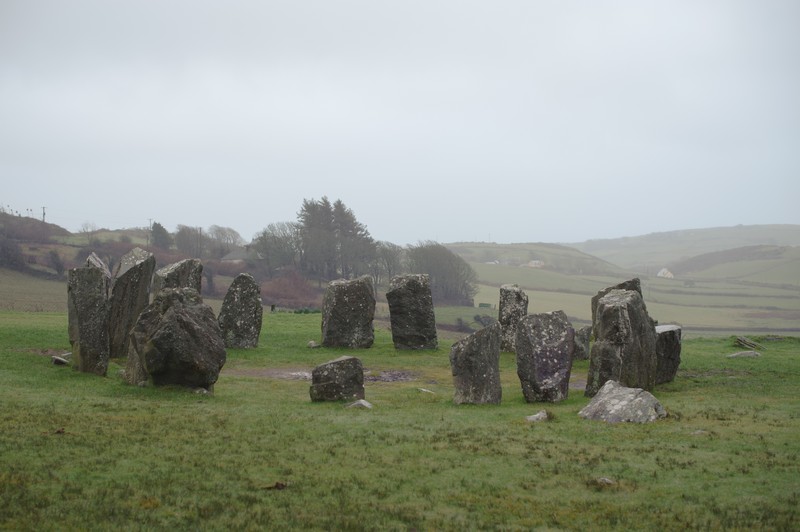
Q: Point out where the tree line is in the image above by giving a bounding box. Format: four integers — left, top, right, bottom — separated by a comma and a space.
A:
150, 196, 476, 305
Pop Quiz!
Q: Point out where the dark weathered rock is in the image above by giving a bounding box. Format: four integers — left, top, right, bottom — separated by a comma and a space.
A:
321, 276, 375, 348
151, 259, 203, 298
108, 248, 155, 358
499, 284, 528, 352
585, 289, 657, 397
655, 324, 682, 384
67, 266, 110, 375
386, 274, 437, 350
218, 273, 263, 348
85, 252, 112, 289
127, 288, 226, 389
449, 322, 502, 404
591, 278, 642, 338
573, 325, 592, 361
515, 311, 575, 402
579, 380, 666, 423
309, 356, 365, 402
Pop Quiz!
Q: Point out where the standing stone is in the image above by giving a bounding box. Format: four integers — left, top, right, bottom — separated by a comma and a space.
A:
573, 325, 592, 361
655, 325, 682, 384
579, 380, 666, 423
591, 278, 642, 338
515, 311, 575, 403
499, 284, 528, 352
386, 274, 437, 350
321, 275, 375, 348
67, 266, 110, 376
85, 252, 112, 289
108, 248, 155, 358
585, 289, 657, 397
218, 273, 263, 348
127, 288, 226, 389
309, 356, 365, 402
151, 259, 203, 299
450, 322, 502, 404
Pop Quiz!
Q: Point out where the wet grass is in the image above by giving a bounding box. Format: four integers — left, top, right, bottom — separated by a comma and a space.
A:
1, 311, 798, 530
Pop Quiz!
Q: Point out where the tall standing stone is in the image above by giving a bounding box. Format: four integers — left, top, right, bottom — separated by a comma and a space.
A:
591, 278, 643, 338
151, 259, 203, 299
515, 311, 575, 402
108, 248, 155, 358
386, 274, 437, 350
321, 275, 375, 348
655, 325, 682, 384
450, 322, 502, 404
585, 289, 657, 397
499, 284, 528, 352
67, 266, 110, 375
127, 288, 226, 389
218, 273, 263, 348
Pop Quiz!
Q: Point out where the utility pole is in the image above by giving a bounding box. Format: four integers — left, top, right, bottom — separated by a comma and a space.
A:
41, 206, 46, 223
147, 218, 152, 247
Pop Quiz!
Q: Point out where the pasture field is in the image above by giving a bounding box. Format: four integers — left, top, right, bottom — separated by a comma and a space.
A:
1, 311, 798, 530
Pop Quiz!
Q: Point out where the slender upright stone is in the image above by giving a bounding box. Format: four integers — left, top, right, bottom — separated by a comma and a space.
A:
218, 273, 263, 348
516, 311, 575, 402
655, 325, 682, 384
386, 274, 437, 350
499, 284, 528, 352
450, 322, 502, 404
321, 275, 375, 348
67, 266, 110, 376
108, 248, 155, 358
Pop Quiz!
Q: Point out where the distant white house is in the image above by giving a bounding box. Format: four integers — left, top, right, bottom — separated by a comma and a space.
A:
657, 268, 674, 279
524, 260, 545, 268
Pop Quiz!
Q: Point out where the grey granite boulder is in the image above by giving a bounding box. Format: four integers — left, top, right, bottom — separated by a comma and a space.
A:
579, 380, 666, 423
67, 266, 110, 375
309, 356, 365, 402
108, 248, 155, 358
321, 275, 375, 348
450, 322, 502, 404
386, 274, 437, 350
151, 258, 203, 298
655, 325, 682, 384
586, 289, 657, 397
218, 273, 263, 348
515, 311, 575, 402
499, 284, 528, 352
127, 288, 226, 389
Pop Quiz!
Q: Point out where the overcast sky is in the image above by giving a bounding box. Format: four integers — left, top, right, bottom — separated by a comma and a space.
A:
1, 1, 798, 245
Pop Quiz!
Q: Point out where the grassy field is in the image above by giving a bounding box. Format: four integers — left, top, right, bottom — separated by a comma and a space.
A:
1, 311, 798, 530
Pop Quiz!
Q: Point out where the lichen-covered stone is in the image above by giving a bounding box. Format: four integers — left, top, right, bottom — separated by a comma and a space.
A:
579, 380, 666, 423
591, 278, 643, 338
450, 322, 502, 404
499, 284, 528, 352
108, 248, 155, 358
67, 266, 110, 375
386, 274, 437, 350
586, 289, 657, 397
573, 325, 592, 361
218, 273, 263, 348
151, 258, 202, 298
655, 324, 681, 384
127, 288, 226, 389
309, 356, 365, 402
515, 311, 575, 402
321, 276, 375, 348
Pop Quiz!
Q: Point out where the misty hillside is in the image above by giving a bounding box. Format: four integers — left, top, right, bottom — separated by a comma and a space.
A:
668, 245, 800, 283
566, 224, 800, 272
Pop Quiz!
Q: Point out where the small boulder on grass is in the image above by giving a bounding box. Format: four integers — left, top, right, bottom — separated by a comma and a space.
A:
309, 356, 365, 402
579, 380, 666, 423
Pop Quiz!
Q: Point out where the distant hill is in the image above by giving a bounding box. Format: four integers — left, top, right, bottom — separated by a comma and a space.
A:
0, 211, 71, 241
445, 241, 629, 276
668, 245, 800, 284
565, 225, 800, 272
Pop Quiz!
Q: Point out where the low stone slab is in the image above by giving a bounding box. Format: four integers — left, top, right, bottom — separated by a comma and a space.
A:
309, 356, 365, 402
579, 380, 666, 423
727, 351, 761, 358
450, 322, 502, 404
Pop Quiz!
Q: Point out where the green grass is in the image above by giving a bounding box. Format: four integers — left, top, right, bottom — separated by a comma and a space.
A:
1, 311, 798, 530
